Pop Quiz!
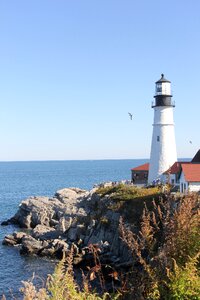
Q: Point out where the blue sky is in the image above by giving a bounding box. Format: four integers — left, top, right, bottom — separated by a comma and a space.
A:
0, 0, 199, 161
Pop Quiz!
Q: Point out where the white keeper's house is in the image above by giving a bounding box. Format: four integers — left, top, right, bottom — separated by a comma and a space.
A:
179, 163, 200, 193
179, 150, 200, 193
163, 150, 200, 193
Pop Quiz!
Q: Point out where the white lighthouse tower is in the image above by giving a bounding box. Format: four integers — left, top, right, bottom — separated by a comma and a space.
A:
148, 74, 177, 184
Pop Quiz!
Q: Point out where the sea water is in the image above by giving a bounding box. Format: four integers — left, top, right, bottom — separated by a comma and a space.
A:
0, 159, 147, 299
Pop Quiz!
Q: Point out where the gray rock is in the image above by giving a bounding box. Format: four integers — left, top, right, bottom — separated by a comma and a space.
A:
50, 218, 59, 227
39, 247, 56, 257
52, 239, 69, 251
51, 239, 70, 258
2, 232, 28, 246
55, 188, 87, 204
67, 227, 78, 242
13, 232, 28, 243
3, 234, 17, 246
55, 216, 73, 233
1, 220, 9, 226
11, 196, 66, 229
20, 235, 46, 255
32, 224, 59, 240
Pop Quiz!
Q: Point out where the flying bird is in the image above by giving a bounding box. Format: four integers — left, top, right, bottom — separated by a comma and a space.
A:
189, 141, 192, 144
128, 112, 133, 120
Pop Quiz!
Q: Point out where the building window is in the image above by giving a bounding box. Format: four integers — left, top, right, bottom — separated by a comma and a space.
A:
157, 136, 160, 142
156, 83, 162, 93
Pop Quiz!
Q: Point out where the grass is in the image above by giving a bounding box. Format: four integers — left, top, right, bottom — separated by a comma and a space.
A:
96, 184, 161, 201
96, 184, 163, 224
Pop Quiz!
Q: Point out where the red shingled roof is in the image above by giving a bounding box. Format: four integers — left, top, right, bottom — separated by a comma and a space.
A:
164, 161, 190, 174
131, 163, 149, 171
181, 163, 200, 182
164, 162, 181, 174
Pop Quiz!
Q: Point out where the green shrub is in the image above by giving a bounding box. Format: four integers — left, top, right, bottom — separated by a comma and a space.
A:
166, 254, 200, 299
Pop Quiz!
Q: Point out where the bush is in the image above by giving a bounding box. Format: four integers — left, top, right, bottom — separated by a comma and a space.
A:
119, 193, 200, 299
166, 254, 200, 300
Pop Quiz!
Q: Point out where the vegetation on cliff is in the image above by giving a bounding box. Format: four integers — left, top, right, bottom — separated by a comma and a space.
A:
96, 184, 163, 224
119, 192, 200, 299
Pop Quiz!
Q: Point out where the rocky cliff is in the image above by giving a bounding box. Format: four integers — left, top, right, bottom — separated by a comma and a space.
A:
2, 187, 131, 267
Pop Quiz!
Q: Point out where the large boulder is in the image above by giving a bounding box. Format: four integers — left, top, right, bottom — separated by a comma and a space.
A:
2, 232, 28, 246
55, 187, 87, 204
9, 196, 65, 228
54, 188, 89, 216
3, 234, 18, 246
39, 239, 70, 258
20, 235, 48, 255
32, 224, 59, 240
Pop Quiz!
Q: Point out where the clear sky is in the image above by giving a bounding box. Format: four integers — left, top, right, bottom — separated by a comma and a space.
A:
0, 0, 199, 161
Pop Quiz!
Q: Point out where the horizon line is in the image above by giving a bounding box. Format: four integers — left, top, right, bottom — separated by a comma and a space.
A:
0, 157, 191, 163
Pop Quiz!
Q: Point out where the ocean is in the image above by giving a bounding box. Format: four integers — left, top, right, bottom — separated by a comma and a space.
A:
0, 159, 147, 299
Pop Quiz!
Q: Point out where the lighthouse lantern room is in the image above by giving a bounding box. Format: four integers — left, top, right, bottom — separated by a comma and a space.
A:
148, 74, 177, 184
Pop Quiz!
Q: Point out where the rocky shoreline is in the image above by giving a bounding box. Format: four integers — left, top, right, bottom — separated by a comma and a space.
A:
1, 186, 131, 269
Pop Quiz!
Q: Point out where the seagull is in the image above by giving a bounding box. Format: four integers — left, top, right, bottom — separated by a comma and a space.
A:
189, 141, 192, 144
128, 112, 133, 120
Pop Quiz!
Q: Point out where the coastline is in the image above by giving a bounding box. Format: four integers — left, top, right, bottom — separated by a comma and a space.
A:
0, 159, 145, 298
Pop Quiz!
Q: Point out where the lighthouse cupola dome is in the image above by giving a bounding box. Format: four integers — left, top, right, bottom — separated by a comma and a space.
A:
153, 74, 174, 107
155, 74, 171, 96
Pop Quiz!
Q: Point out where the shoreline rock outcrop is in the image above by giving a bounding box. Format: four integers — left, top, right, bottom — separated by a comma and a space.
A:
2, 187, 131, 266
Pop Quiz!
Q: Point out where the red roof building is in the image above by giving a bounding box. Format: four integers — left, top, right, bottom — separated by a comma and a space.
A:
181, 163, 200, 182
131, 163, 149, 171
164, 162, 182, 175
130, 150, 200, 191
131, 163, 149, 184
179, 160, 200, 193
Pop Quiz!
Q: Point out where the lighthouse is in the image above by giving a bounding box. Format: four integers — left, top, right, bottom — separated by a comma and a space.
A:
148, 74, 177, 184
